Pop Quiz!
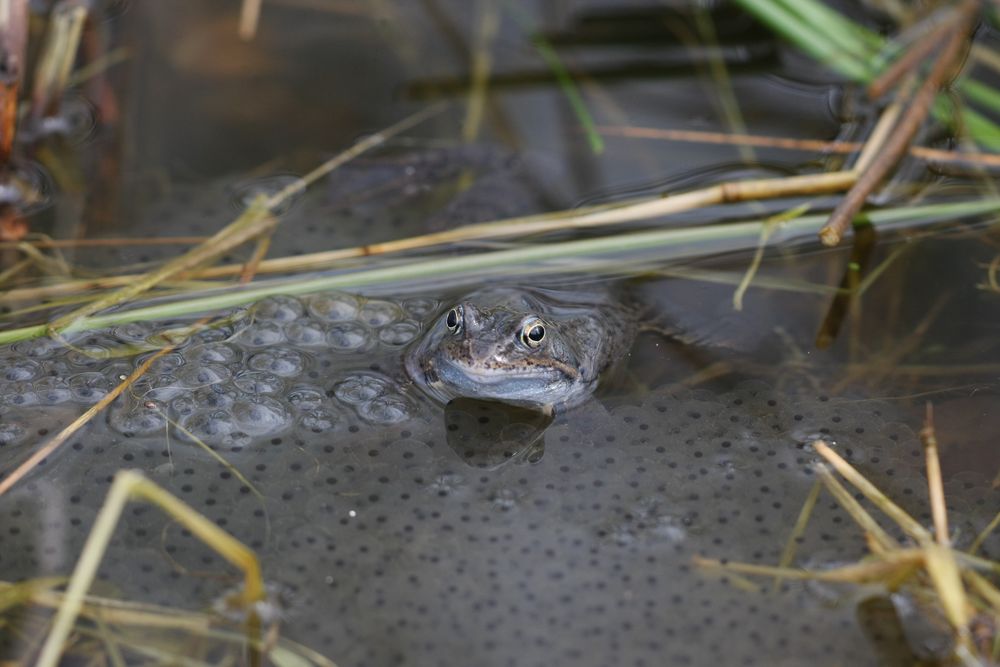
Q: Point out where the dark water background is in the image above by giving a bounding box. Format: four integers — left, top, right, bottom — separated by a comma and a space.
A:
1, 2, 999, 666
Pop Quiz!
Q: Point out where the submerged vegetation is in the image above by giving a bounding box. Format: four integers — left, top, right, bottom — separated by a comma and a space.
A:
0, 0, 998, 665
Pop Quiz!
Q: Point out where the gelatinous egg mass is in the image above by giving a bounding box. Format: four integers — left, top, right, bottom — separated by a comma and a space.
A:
0, 291, 995, 667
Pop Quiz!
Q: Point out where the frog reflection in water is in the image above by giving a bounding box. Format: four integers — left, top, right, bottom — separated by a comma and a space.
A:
405, 286, 638, 412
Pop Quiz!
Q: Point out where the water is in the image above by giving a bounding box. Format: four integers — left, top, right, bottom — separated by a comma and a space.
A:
1, 2, 999, 666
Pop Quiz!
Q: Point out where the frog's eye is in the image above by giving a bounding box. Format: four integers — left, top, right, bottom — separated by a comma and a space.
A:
445, 306, 463, 334
519, 319, 545, 348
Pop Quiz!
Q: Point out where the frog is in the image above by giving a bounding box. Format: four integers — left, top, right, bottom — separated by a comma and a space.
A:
404, 285, 638, 412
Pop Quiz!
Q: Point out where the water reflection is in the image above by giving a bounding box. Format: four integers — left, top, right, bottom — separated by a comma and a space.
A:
443, 397, 550, 468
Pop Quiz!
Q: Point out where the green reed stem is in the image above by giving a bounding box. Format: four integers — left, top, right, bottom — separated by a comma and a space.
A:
0, 199, 996, 345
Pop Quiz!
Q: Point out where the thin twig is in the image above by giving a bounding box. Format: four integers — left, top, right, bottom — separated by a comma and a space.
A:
920, 402, 950, 546
868, 13, 959, 99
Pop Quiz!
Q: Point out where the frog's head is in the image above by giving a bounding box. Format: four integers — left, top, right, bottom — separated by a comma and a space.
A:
404, 288, 591, 409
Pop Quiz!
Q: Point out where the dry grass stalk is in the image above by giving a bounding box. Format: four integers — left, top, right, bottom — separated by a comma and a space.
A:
34, 470, 265, 667
697, 435, 999, 662
920, 402, 951, 545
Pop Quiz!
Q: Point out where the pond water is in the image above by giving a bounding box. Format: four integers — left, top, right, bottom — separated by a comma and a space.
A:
0, 2, 998, 666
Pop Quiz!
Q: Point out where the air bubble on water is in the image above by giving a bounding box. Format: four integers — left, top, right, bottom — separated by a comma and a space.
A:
237, 321, 286, 347
232, 396, 291, 435
307, 292, 361, 322
248, 349, 306, 377
284, 319, 326, 346
333, 373, 391, 404
359, 299, 403, 327
378, 321, 420, 346
326, 322, 374, 352
358, 395, 411, 424
253, 295, 305, 322
233, 370, 285, 395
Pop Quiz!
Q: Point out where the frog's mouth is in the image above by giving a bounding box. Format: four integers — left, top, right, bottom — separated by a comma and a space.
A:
429, 354, 580, 385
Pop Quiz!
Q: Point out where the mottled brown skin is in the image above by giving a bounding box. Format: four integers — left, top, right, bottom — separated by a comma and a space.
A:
405, 286, 636, 411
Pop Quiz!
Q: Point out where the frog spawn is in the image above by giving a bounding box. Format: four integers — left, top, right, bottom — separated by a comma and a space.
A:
1, 321, 997, 667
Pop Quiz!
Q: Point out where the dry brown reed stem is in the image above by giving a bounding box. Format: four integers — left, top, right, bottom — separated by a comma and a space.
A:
0, 345, 175, 498
819, 1, 979, 247
868, 14, 960, 99
920, 402, 951, 546
596, 126, 1000, 168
